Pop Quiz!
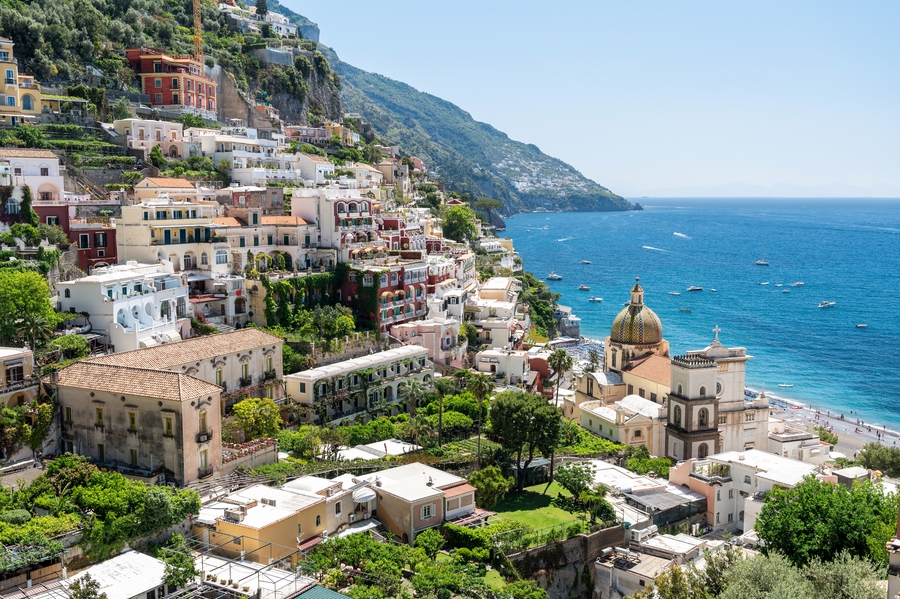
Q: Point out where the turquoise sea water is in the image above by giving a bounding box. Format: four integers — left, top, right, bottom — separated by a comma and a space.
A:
504, 198, 900, 428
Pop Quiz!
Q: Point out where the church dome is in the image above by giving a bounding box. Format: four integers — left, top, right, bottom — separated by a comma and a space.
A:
610, 278, 663, 345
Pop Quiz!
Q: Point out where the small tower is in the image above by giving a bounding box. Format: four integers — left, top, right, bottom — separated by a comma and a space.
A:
666, 354, 719, 460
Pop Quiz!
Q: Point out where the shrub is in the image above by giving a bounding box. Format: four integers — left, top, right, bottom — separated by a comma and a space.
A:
0, 509, 31, 524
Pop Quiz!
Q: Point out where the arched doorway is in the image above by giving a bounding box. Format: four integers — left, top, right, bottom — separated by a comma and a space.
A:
698, 443, 709, 459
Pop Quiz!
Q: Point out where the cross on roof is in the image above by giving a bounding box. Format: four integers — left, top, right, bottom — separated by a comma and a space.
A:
713, 325, 721, 342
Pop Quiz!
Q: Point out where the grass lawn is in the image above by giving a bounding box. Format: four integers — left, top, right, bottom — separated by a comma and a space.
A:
482, 569, 506, 591
493, 481, 579, 529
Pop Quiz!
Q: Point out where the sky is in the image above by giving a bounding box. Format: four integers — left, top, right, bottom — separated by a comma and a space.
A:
289, 1, 900, 197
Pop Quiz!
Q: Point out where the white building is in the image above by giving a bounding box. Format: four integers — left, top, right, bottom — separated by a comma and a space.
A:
285, 345, 432, 424
198, 128, 305, 187
474, 348, 530, 385
289, 186, 383, 262
70, 550, 167, 599
294, 152, 335, 185
0, 148, 65, 202
58, 261, 189, 351
112, 119, 183, 157
579, 394, 667, 457
767, 415, 830, 465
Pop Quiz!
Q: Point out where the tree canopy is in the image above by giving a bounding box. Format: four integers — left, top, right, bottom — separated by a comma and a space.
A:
489, 390, 562, 490
0, 270, 59, 346
441, 205, 478, 242
232, 396, 283, 440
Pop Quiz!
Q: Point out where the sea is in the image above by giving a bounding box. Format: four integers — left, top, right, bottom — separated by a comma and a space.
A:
504, 198, 900, 429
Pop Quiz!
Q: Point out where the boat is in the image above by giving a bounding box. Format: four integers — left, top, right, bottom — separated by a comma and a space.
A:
526, 229, 531, 232
778, 384, 793, 388
856, 324, 868, 328
542, 225, 548, 230
755, 260, 769, 266
679, 308, 692, 313
759, 282, 769, 286
774, 283, 782, 287
589, 296, 603, 302
668, 291, 681, 296
782, 289, 790, 293
546, 271, 563, 281
710, 289, 718, 292
581, 260, 592, 264
578, 284, 590, 291
687, 286, 703, 292
792, 282, 804, 287
623, 301, 630, 306
818, 301, 836, 308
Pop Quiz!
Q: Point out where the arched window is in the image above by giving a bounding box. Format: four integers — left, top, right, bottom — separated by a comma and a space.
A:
698, 443, 708, 459
21, 95, 33, 111
200, 252, 208, 265
677, 383, 683, 396
699, 385, 707, 397
674, 406, 682, 426
6, 198, 19, 215
64, 288, 71, 298
698, 408, 709, 427
744, 475, 751, 484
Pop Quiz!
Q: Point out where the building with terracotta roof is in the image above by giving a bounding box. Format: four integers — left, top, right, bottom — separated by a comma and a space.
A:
133, 176, 199, 203
0, 148, 66, 204
126, 48, 217, 120
87, 328, 284, 409
293, 152, 335, 185
50, 360, 223, 485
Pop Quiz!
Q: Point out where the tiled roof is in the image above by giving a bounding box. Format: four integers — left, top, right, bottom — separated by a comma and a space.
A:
298, 152, 332, 164
627, 354, 671, 387
54, 362, 221, 402
214, 216, 244, 227
0, 148, 58, 159
87, 329, 283, 370
261, 216, 308, 226
141, 177, 196, 189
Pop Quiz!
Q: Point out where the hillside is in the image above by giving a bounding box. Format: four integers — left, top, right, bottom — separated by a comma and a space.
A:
323, 48, 633, 214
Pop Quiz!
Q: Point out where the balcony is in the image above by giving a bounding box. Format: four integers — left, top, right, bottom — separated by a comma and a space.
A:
264, 370, 276, 381
196, 429, 213, 443
239, 376, 252, 387
198, 466, 213, 479
0, 377, 39, 395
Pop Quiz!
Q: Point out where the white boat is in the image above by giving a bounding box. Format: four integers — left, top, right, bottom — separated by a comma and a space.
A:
710, 289, 718, 292
792, 281, 804, 287
778, 384, 793, 388
775, 283, 783, 287
818, 301, 836, 308
782, 289, 790, 293
623, 301, 630, 306
679, 308, 692, 313
856, 324, 868, 328
526, 229, 531, 232
589, 296, 603, 302
668, 291, 681, 296
581, 260, 591, 264
759, 282, 769, 286
687, 286, 703, 292
547, 271, 563, 281
578, 284, 590, 291
542, 225, 548, 230
755, 259, 769, 266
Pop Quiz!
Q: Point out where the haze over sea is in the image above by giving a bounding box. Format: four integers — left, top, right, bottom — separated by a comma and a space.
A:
505, 198, 900, 429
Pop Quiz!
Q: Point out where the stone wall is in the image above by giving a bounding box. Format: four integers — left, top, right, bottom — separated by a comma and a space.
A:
507, 525, 626, 599
290, 332, 392, 368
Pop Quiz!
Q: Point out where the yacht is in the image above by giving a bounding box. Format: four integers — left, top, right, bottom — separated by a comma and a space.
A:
581, 260, 592, 264
710, 289, 718, 293
679, 308, 692, 313
782, 289, 790, 293
589, 296, 603, 302
818, 301, 836, 308
546, 271, 563, 281
755, 259, 769, 266
775, 283, 783, 287
792, 281, 805, 287
759, 282, 769, 286
856, 324, 868, 329
687, 286, 703, 292
668, 291, 681, 296
578, 284, 590, 291
778, 384, 793, 388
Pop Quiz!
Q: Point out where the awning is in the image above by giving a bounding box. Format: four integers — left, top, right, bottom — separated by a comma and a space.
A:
139, 338, 159, 348
163, 331, 182, 343
297, 535, 324, 552
352, 487, 377, 503
187, 274, 212, 282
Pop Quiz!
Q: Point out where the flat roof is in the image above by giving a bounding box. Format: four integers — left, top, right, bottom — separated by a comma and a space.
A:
709, 449, 817, 487
216, 485, 323, 529
0, 347, 30, 359
285, 345, 428, 380
71, 551, 165, 599
589, 460, 666, 494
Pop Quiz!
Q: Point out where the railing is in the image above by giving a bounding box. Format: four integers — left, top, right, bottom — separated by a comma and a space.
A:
264, 370, 276, 380
239, 377, 252, 387
196, 429, 213, 443
198, 466, 213, 479
1, 377, 39, 394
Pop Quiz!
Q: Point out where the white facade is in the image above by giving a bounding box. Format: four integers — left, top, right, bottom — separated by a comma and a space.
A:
198, 129, 305, 187
294, 152, 335, 185
0, 148, 65, 202
112, 119, 183, 156
474, 348, 529, 385
290, 186, 384, 262
58, 261, 189, 351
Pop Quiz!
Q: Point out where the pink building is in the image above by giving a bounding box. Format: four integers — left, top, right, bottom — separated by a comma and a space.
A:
390, 315, 467, 368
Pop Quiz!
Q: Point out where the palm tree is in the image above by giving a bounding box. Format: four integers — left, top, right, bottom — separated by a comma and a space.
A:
452, 369, 470, 390
587, 349, 601, 373
547, 349, 574, 480
19, 313, 54, 350
466, 373, 494, 468
404, 416, 433, 448
399, 378, 427, 417
433, 377, 457, 447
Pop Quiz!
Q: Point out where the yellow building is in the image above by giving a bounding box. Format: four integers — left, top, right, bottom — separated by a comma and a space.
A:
0, 37, 42, 125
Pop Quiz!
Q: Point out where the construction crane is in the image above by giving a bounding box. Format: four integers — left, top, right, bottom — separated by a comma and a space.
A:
193, 0, 203, 62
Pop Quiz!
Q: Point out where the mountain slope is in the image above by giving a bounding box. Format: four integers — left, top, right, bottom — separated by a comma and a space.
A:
322, 48, 633, 214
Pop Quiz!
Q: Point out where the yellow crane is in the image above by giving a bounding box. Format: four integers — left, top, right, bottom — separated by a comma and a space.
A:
193, 0, 203, 62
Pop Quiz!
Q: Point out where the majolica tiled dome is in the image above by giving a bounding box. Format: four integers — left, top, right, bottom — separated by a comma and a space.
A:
610, 278, 663, 345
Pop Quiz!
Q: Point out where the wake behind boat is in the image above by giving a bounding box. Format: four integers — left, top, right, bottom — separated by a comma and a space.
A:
668, 291, 681, 296
679, 307, 692, 313
556, 237, 574, 242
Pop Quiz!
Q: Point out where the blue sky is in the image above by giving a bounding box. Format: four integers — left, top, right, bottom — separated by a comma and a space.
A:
290, 1, 900, 196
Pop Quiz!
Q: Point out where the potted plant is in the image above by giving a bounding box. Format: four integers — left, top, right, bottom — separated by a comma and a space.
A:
242, 586, 250, 592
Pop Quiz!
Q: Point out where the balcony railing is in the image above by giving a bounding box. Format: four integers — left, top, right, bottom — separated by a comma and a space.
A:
239, 376, 252, 387
198, 466, 213, 479
264, 370, 276, 381
196, 429, 213, 443
1, 377, 39, 394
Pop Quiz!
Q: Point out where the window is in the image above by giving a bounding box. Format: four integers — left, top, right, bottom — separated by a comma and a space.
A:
627, 384, 633, 395
97, 444, 105, 461
728, 513, 733, 522
716, 512, 720, 524
64, 406, 72, 423
216, 250, 228, 264
335, 501, 341, 516
728, 489, 734, 498
64, 288, 70, 298
739, 510, 745, 521
6, 96, 14, 107
297, 523, 302, 535
200, 252, 208, 265
699, 386, 707, 397
22, 94, 33, 111
171, 78, 179, 89
199, 412, 207, 434
253, 236, 259, 247
239, 237, 246, 248
130, 449, 138, 467
266, 357, 273, 371
363, 275, 373, 287
46, 216, 59, 226
129, 412, 136, 431
421, 504, 434, 519
79, 233, 90, 249
650, 392, 657, 402
299, 382, 306, 393
252, 213, 258, 225
283, 235, 289, 245
13, 168, 20, 176
716, 490, 720, 501
39, 167, 48, 177
745, 413, 755, 422
744, 475, 751, 484
94, 232, 107, 248
215, 369, 223, 386
95, 408, 104, 426
5, 198, 17, 215
634, 429, 642, 438
241, 363, 249, 379
155, 93, 162, 103
165, 417, 173, 437
316, 515, 321, 527
172, 93, 179, 104
677, 383, 683, 395
674, 406, 682, 426
719, 415, 727, 424
638, 388, 645, 398
380, 274, 388, 287
698, 408, 708, 427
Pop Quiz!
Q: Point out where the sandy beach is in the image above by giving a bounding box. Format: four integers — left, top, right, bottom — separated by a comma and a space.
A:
755, 388, 900, 458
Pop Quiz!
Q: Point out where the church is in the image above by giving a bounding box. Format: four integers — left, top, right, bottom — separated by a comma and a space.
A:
570, 278, 769, 460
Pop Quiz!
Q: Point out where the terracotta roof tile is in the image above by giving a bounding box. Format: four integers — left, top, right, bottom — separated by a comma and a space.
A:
0, 148, 58, 159
214, 216, 244, 227
627, 354, 671, 387
54, 362, 221, 402
141, 177, 196, 189
298, 152, 332, 164
87, 329, 283, 370
261, 216, 308, 226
